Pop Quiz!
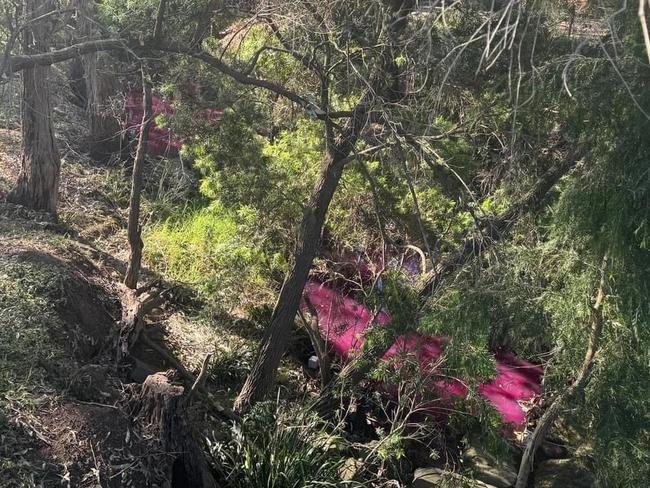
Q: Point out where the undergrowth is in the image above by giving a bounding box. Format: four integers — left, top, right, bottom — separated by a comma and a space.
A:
206, 402, 364, 488
144, 203, 285, 312
0, 241, 71, 485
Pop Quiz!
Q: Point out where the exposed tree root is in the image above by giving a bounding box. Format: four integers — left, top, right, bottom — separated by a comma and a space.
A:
116, 282, 166, 363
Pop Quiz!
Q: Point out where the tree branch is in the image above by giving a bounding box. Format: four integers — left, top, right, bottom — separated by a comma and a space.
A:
6, 38, 127, 73
515, 252, 609, 488
154, 41, 352, 121
418, 153, 578, 298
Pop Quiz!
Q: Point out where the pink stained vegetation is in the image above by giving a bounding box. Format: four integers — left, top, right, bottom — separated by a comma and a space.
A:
126, 91, 223, 157
301, 280, 542, 431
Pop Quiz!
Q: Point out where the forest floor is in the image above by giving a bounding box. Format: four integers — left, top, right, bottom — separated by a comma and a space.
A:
0, 94, 317, 485
0, 117, 250, 486
0, 85, 596, 487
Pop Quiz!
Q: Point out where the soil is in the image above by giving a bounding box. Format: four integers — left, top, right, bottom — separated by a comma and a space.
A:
0, 123, 213, 486
36, 402, 168, 488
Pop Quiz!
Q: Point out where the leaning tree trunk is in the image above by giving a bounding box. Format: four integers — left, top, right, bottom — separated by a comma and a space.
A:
233, 102, 369, 412
72, 0, 121, 159
7, 0, 60, 216
234, 147, 349, 412
124, 69, 152, 290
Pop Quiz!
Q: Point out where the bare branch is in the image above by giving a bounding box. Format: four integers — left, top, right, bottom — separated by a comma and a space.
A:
6, 38, 126, 73
639, 0, 650, 64
153, 0, 168, 42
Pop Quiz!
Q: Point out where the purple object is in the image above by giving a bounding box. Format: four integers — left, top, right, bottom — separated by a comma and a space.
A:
301, 280, 542, 433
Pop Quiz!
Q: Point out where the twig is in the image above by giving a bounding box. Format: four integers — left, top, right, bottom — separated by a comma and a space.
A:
72, 400, 119, 410
187, 353, 212, 403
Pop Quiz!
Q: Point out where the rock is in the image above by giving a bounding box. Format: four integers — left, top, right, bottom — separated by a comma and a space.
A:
534, 459, 595, 488
412, 467, 498, 488
339, 458, 363, 482
540, 439, 570, 460
462, 446, 517, 488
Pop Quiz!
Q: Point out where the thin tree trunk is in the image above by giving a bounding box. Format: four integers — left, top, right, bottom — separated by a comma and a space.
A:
234, 148, 348, 412
515, 252, 608, 488
7, 0, 60, 216
124, 68, 152, 289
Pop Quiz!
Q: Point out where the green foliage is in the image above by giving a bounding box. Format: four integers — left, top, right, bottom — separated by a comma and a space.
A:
0, 231, 100, 486
58, 2, 650, 486
188, 113, 321, 241
209, 342, 257, 391
0, 249, 70, 396
145, 204, 285, 310
207, 402, 360, 488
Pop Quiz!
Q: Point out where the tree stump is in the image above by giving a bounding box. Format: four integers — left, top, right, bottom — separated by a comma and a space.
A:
131, 372, 217, 488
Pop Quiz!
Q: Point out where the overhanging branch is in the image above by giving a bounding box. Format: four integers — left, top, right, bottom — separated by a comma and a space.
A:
418, 152, 579, 298
6, 38, 127, 74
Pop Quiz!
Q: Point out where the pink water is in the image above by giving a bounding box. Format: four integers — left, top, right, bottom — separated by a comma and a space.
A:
301, 280, 542, 431
126, 92, 223, 156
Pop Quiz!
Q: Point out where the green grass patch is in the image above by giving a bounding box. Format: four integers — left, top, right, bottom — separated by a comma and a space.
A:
145, 204, 284, 311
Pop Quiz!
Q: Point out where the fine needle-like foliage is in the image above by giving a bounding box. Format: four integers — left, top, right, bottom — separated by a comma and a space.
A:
0, 0, 649, 487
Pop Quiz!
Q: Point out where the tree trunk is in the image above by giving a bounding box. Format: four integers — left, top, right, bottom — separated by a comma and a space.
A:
515, 253, 608, 488
124, 69, 152, 290
73, 0, 121, 159
130, 372, 217, 488
234, 148, 348, 411
7, 0, 60, 216
233, 103, 368, 412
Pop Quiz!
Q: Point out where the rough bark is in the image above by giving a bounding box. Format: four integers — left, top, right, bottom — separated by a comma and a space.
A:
7, 0, 61, 216
116, 284, 164, 363
515, 253, 608, 488
131, 372, 217, 488
234, 105, 369, 412
72, 0, 120, 159
124, 69, 152, 290
140, 333, 240, 422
